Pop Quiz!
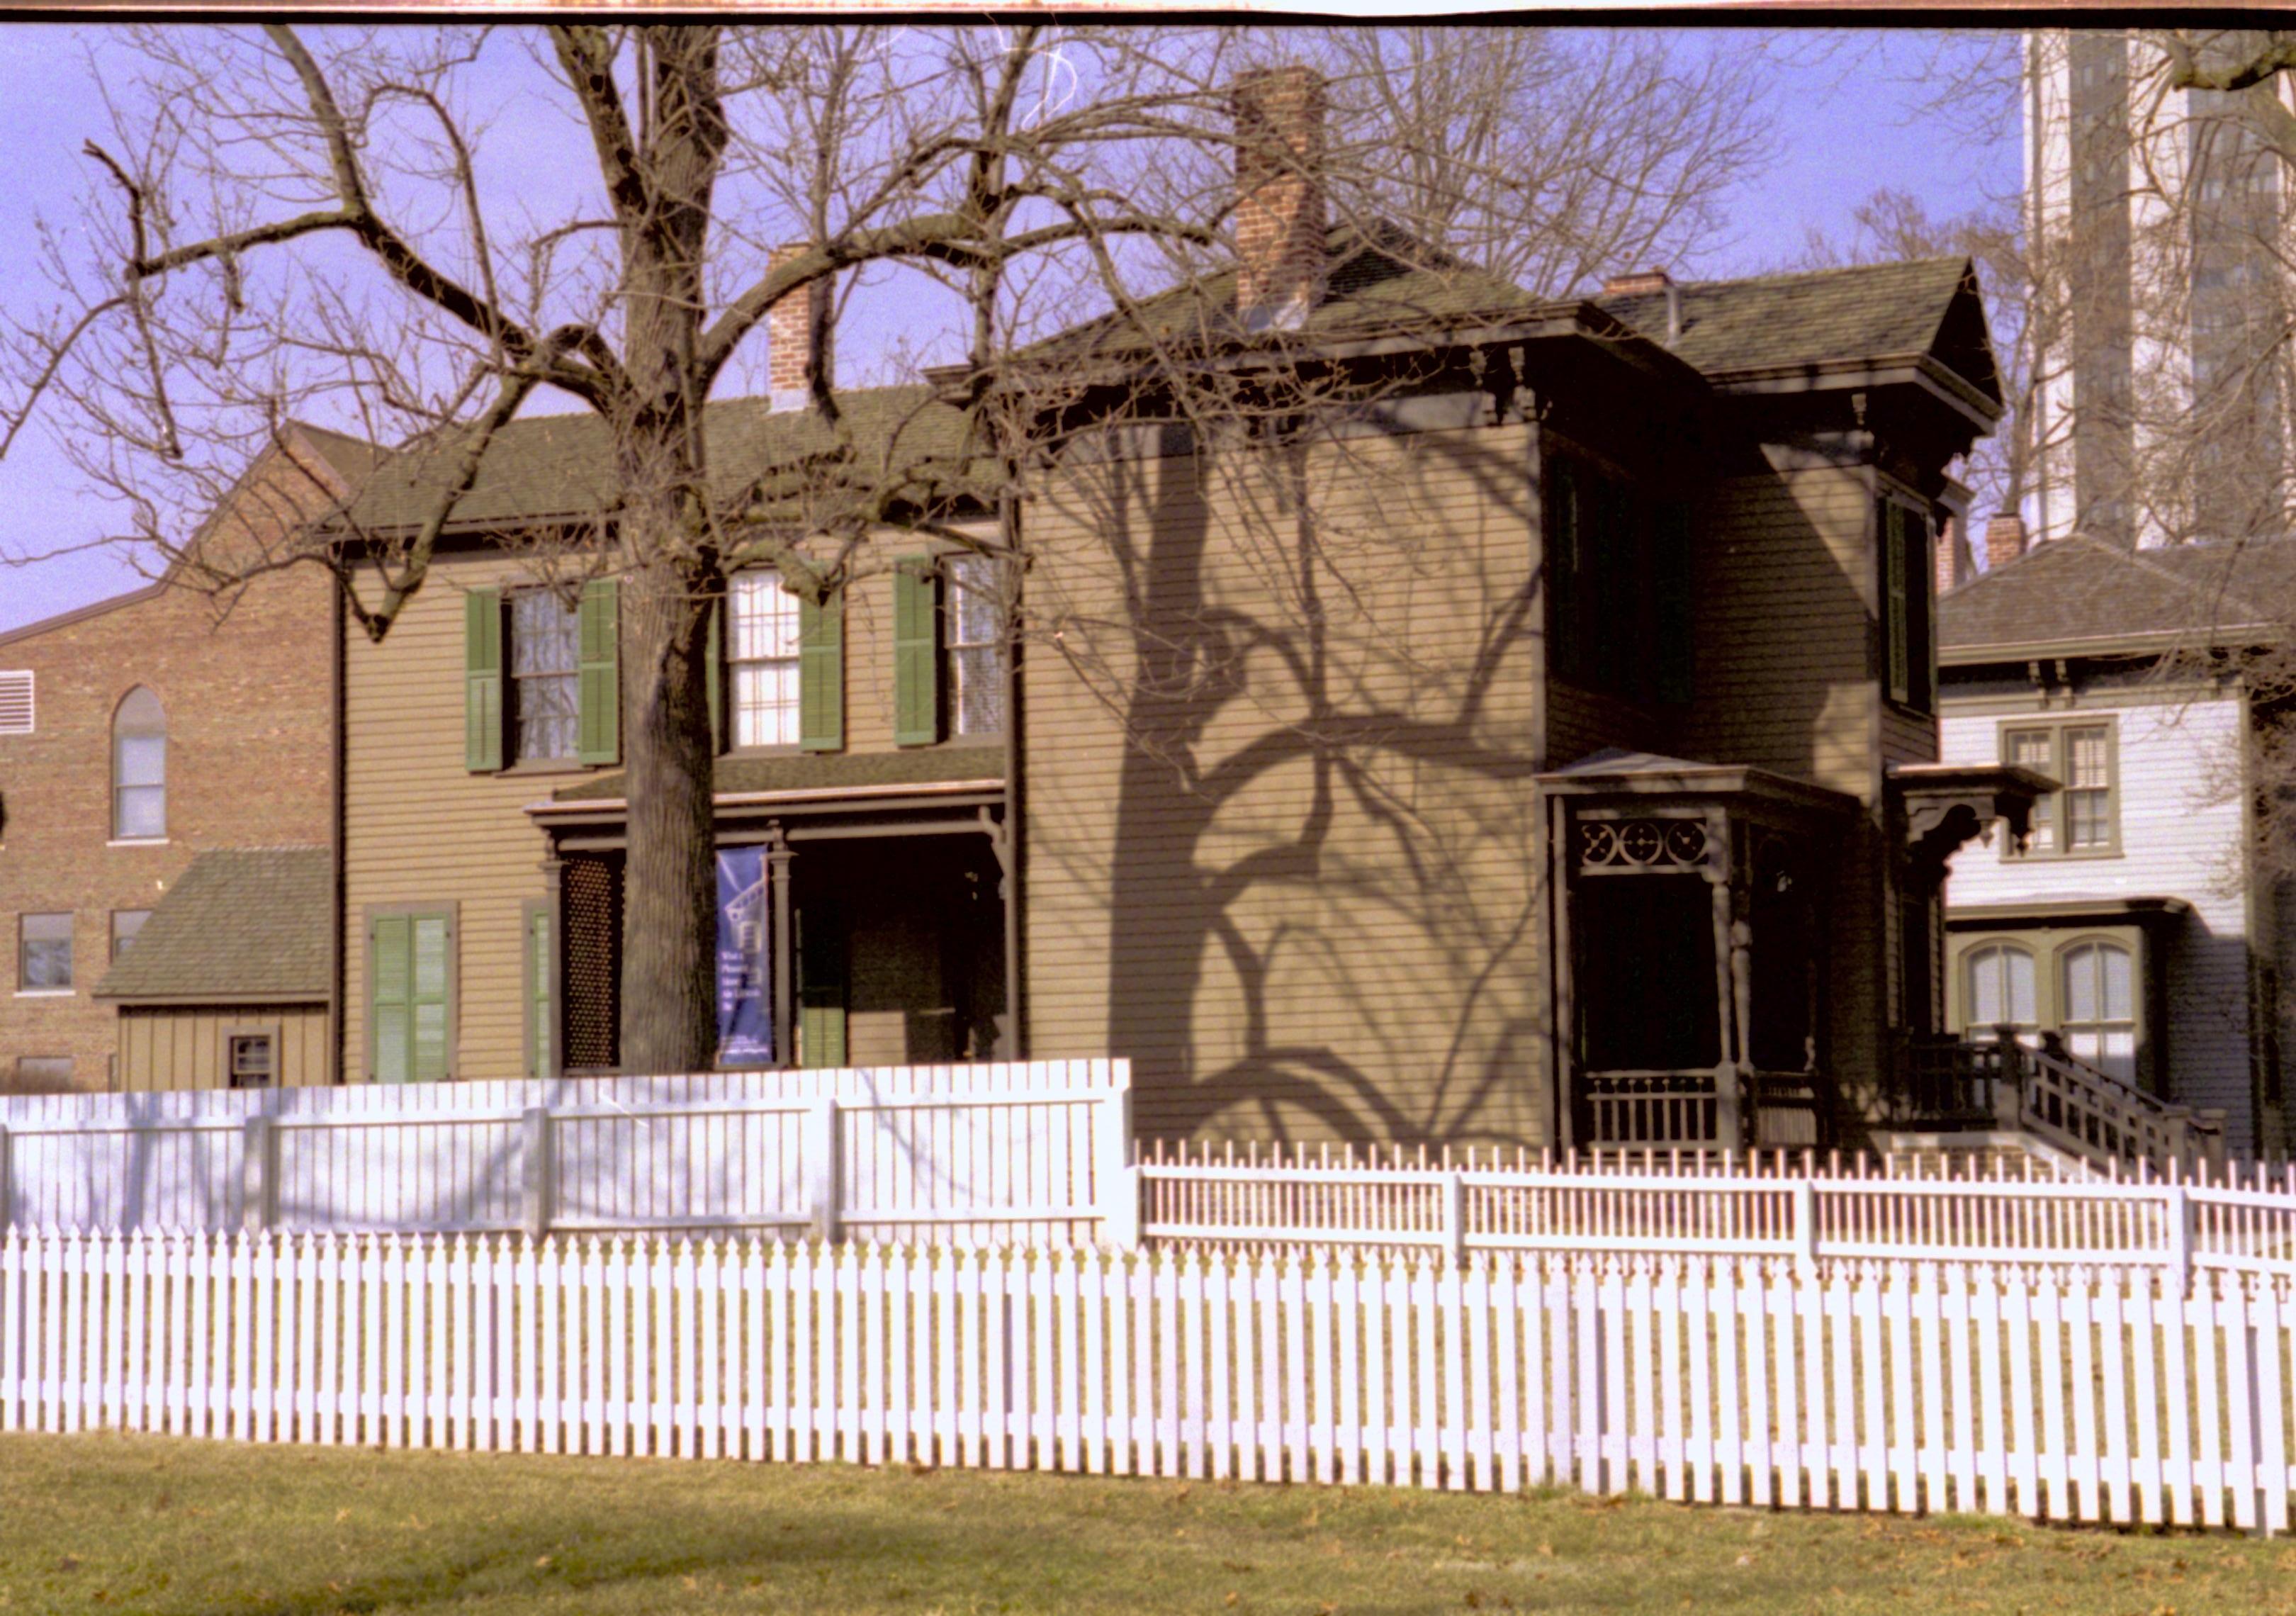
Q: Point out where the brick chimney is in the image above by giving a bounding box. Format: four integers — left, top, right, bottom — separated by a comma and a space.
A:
1601, 268, 1681, 345
1935, 514, 1975, 594
1233, 66, 1327, 333
1983, 512, 2028, 572
767, 243, 828, 410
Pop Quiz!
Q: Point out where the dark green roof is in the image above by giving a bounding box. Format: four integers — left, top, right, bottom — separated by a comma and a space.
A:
554, 744, 1007, 804
344, 386, 974, 534
1596, 257, 2000, 403
1941, 535, 2296, 658
94, 848, 331, 1003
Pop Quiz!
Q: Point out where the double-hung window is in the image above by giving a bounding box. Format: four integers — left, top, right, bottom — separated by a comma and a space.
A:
730, 570, 804, 748
510, 590, 582, 763
2003, 719, 2117, 856
113, 687, 165, 838
17, 912, 71, 992
946, 554, 1008, 738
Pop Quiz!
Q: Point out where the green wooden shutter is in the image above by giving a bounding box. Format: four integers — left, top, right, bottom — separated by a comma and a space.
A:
1882, 500, 1910, 705
526, 904, 553, 1081
891, 557, 940, 748
577, 578, 621, 765
1548, 463, 1580, 684
797, 903, 847, 1068
1653, 499, 1694, 706
704, 596, 724, 755
410, 912, 451, 1082
464, 590, 502, 773
799, 595, 844, 753
371, 912, 412, 1083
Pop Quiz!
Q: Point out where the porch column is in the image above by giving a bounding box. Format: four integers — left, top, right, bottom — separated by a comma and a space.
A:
767, 829, 795, 1069
541, 853, 565, 1081
1704, 804, 1744, 1151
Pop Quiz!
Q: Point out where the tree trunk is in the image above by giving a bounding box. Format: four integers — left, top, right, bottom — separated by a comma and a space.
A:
618, 533, 720, 1075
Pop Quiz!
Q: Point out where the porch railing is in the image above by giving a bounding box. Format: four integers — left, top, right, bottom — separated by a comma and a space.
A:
1894, 1028, 2227, 1177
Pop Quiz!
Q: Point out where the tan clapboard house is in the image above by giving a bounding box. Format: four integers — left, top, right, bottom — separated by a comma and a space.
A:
322, 72, 2032, 1157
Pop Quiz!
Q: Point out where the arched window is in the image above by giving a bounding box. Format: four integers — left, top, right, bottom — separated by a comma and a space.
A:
1963, 943, 2037, 1036
2060, 941, 2137, 1083
113, 687, 165, 839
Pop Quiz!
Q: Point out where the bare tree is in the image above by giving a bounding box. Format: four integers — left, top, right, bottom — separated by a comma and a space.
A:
0, 23, 1781, 1095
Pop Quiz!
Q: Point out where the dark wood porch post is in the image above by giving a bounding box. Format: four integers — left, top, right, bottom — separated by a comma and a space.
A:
1548, 794, 1576, 1154
767, 825, 794, 1069
543, 853, 565, 1081
1706, 804, 1743, 1152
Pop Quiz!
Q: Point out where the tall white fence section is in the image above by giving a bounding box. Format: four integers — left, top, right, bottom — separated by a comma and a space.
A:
4, 1230, 2293, 1533
0, 1062, 1128, 1245
1137, 1145, 2296, 1285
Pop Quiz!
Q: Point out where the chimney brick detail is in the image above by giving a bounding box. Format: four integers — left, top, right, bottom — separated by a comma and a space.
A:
767, 244, 825, 408
1233, 67, 1327, 332
1935, 514, 1974, 595
1983, 512, 2028, 573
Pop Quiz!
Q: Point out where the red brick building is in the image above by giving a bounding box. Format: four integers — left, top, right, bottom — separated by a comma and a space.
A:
0, 426, 367, 1092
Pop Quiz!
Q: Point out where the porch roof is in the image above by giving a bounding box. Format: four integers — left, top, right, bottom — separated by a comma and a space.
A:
1534, 748, 1859, 818
538, 744, 1006, 816
92, 847, 330, 1006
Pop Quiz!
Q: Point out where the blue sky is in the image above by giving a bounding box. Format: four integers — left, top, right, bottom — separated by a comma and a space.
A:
0, 26, 2019, 636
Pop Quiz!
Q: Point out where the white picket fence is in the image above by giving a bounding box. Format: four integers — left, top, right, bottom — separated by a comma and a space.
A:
4, 1228, 2292, 1532
1138, 1143, 2296, 1284
0, 1062, 1127, 1245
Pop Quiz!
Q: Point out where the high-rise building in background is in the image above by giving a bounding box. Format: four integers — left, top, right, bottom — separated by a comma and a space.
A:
2025, 28, 2293, 550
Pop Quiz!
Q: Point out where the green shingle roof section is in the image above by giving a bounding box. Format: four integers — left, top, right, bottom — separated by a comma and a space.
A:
94, 848, 332, 1003
1940, 536, 2296, 658
1594, 257, 1998, 400
344, 386, 974, 534
553, 744, 1007, 804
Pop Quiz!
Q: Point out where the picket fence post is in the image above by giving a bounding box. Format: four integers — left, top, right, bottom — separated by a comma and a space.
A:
0, 1123, 11, 1232
2165, 1182, 2192, 1298
1792, 1177, 1818, 1279
809, 1097, 843, 1242
1441, 1171, 1467, 1267
1098, 1088, 1139, 1250
240, 1117, 275, 1233
521, 1107, 553, 1240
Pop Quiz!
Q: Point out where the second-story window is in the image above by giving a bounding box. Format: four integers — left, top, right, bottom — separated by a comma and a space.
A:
2004, 719, 2117, 856
510, 590, 581, 763
1546, 459, 1694, 706
1880, 497, 1937, 713
946, 554, 1008, 738
113, 687, 166, 839
730, 570, 802, 748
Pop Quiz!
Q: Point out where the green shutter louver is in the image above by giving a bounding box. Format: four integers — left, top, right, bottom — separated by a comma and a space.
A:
1653, 500, 1694, 706
527, 904, 553, 1080
371, 913, 412, 1083
891, 557, 940, 748
372, 909, 454, 1083
704, 595, 724, 756
1882, 500, 1910, 705
799, 594, 844, 753
464, 589, 503, 773
577, 578, 620, 765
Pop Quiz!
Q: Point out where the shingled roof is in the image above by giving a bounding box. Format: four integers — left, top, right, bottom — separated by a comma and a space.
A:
1940, 535, 2296, 661
1594, 257, 2000, 405
343, 386, 974, 534
550, 744, 1006, 806
94, 848, 330, 1004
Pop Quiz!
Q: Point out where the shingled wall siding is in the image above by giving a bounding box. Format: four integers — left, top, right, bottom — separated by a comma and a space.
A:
1023, 420, 1548, 1149
0, 566, 334, 1093
118, 1004, 331, 1091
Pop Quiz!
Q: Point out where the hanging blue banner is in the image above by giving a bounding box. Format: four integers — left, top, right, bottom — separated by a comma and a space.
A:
716, 846, 774, 1065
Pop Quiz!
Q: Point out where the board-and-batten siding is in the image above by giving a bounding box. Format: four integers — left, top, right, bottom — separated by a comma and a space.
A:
116, 1005, 330, 1090
1024, 422, 1546, 1149
343, 554, 563, 1086
1942, 688, 2260, 1155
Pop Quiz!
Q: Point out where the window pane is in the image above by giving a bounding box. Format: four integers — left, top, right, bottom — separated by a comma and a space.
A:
2066, 726, 2109, 789
2066, 790, 2110, 848
111, 910, 150, 959
2065, 947, 2097, 1021
953, 646, 1006, 737
1968, 945, 2037, 1028
516, 675, 578, 761
116, 785, 166, 839
230, 1035, 275, 1089
731, 571, 799, 659
734, 661, 800, 748
2101, 943, 2132, 1016
510, 592, 580, 674
116, 733, 165, 788
2006, 731, 2054, 853
20, 913, 71, 989
2008, 949, 2036, 1023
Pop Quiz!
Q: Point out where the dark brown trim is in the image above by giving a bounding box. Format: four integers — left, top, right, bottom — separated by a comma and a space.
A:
331, 575, 347, 1083
96, 992, 325, 1009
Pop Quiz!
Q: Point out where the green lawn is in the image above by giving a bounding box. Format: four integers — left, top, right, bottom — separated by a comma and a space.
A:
1, 1433, 2290, 1615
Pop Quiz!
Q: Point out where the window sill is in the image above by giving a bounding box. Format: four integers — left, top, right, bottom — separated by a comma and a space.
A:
106, 837, 169, 848
723, 744, 810, 760
495, 761, 598, 778
14, 989, 75, 999
2005, 847, 2125, 864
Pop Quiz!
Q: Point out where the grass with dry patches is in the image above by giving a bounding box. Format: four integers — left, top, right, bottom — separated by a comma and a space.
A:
1, 1432, 2291, 1614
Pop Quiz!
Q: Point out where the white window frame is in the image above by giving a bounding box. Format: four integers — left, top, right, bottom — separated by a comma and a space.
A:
728, 569, 803, 750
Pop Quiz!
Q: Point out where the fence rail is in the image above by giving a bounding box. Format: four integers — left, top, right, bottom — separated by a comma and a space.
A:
4, 1228, 2292, 1534
0, 1062, 1128, 1244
